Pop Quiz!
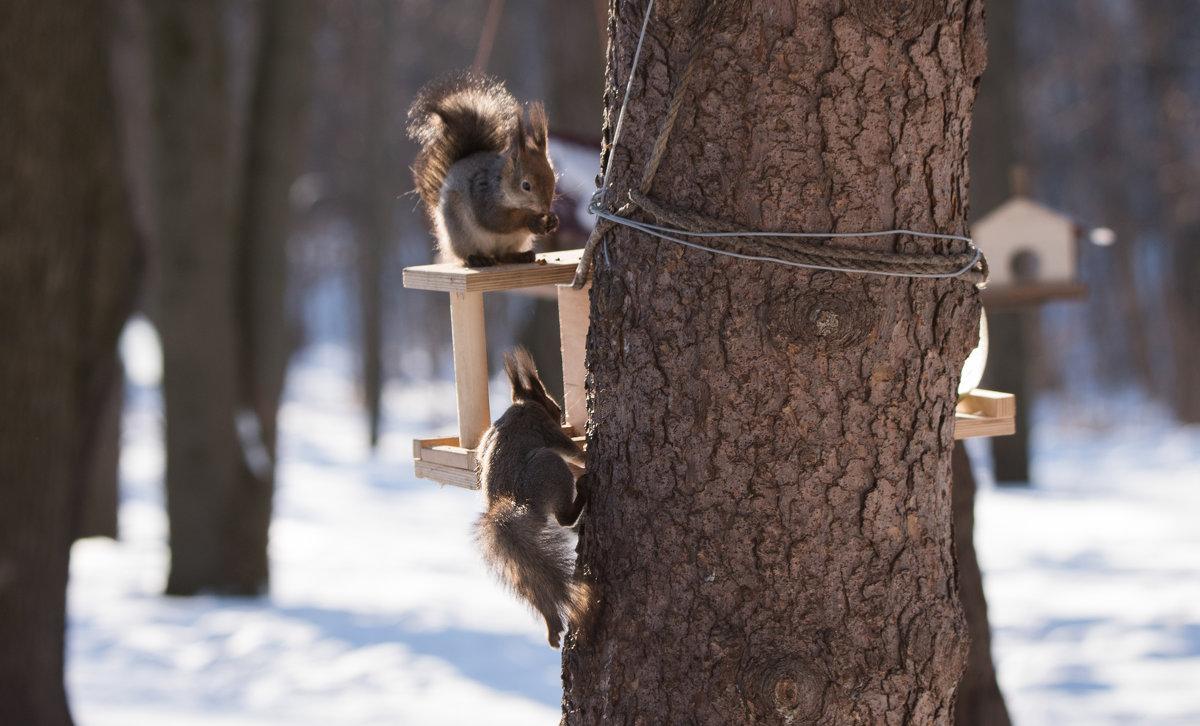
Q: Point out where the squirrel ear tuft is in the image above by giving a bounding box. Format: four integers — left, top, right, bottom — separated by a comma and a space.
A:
526, 103, 548, 151
511, 347, 545, 398
509, 111, 526, 160
503, 351, 525, 398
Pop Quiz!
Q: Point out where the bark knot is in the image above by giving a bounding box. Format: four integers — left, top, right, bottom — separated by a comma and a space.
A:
774, 676, 800, 708
811, 308, 841, 337
742, 656, 823, 722
799, 291, 877, 349
846, 0, 945, 40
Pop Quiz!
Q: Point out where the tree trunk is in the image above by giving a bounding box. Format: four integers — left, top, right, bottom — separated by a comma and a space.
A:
1140, 4, 1200, 424
142, 0, 248, 595
970, 0, 1029, 486
0, 2, 138, 723
344, 0, 394, 448
563, 1, 985, 723
234, 0, 318, 580
952, 445, 1012, 726
76, 366, 124, 540
142, 0, 315, 595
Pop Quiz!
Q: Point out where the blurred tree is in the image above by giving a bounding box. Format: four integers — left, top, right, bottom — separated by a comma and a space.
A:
353, 0, 393, 448
951, 445, 1013, 726
972, 0, 1032, 486
139, 0, 316, 596
327, 0, 400, 447
75, 367, 124, 540
0, 2, 139, 723
1018, 1, 1197, 422
519, 0, 607, 405
563, 0, 984, 722
957, 0, 1020, 718
543, 0, 606, 138
1141, 3, 1200, 424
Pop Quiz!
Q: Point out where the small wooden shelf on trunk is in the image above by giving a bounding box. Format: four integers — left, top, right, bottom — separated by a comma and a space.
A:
403, 248, 1016, 490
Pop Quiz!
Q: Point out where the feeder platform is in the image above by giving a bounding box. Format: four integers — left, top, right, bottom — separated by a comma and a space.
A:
403, 248, 1015, 490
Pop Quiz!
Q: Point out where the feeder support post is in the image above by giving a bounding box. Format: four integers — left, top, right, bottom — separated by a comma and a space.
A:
449, 291, 490, 449
557, 282, 591, 432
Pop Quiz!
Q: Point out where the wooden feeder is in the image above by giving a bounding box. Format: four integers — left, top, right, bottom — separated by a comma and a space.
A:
973, 196, 1087, 307
402, 249, 1014, 489
402, 249, 587, 489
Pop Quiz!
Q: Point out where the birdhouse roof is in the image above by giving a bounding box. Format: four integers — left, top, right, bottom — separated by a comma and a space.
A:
973, 196, 1078, 248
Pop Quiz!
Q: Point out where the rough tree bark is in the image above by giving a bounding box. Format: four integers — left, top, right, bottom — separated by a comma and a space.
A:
141, 0, 315, 595
0, 2, 138, 723
563, 0, 986, 723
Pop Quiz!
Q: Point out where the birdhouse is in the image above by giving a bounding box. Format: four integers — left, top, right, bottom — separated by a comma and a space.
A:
402, 249, 1014, 489
972, 196, 1086, 301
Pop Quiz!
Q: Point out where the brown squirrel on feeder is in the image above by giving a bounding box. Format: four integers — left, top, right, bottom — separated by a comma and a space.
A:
475, 348, 592, 648
407, 73, 558, 267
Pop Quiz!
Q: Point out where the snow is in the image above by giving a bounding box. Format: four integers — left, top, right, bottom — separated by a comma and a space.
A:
69, 333, 561, 726
67, 321, 1200, 724
971, 410, 1200, 726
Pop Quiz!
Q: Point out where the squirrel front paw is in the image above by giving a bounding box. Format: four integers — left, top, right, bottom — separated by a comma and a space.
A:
528, 212, 559, 235
465, 254, 497, 267
497, 250, 536, 264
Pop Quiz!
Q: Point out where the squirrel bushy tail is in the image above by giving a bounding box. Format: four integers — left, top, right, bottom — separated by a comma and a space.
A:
406, 72, 517, 210
476, 499, 592, 649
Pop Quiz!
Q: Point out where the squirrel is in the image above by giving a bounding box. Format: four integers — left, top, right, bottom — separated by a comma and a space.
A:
407, 72, 559, 267
475, 347, 592, 648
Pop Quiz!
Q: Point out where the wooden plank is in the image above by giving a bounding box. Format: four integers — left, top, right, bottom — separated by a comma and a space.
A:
402, 249, 583, 293
449, 291, 490, 449
955, 413, 1016, 439
412, 430, 585, 488
414, 435, 461, 449
413, 437, 475, 478
981, 281, 1087, 309
419, 443, 477, 470
958, 389, 1015, 419
955, 389, 1016, 439
557, 281, 591, 432
414, 460, 480, 490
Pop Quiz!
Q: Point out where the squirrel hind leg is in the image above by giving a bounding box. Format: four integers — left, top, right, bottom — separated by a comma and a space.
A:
544, 614, 564, 649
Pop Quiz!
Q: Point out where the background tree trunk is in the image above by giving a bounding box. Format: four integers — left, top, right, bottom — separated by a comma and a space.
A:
970, 0, 1031, 485
76, 369, 124, 540
342, 0, 395, 448
1016, 1, 1193, 419
521, 0, 608, 403
563, 1, 985, 722
234, 0, 318, 582
952, 445, 1012, 726
0, 2, 138, 723
1141, 3, 1200, 424
142, 0, 315, 595
142, 0, 244, 595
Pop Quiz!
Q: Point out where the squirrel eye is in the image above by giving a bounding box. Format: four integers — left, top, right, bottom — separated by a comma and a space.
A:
521, 180, 532, 191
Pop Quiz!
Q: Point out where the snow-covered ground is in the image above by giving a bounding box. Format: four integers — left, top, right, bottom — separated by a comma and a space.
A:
67, 322, 1200, 725
971, 405, 1200, 726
